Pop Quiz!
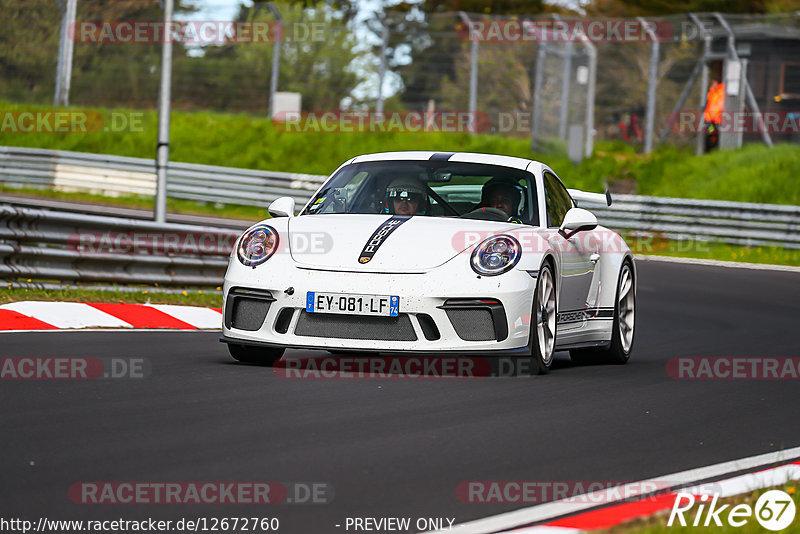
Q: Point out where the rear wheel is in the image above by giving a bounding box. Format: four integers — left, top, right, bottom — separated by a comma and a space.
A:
227, 343, 285, 366
570, 261, 635, 365
524, 263, 557, 375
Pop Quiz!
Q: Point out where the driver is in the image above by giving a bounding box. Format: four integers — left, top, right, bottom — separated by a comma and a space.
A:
479, 177, 525, 222
385, 177, 428, 216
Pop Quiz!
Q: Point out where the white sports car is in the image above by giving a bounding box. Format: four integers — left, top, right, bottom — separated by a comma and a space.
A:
220, 151, 636, 374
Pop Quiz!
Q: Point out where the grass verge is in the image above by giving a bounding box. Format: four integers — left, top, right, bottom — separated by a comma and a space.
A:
0, 286, 222, 308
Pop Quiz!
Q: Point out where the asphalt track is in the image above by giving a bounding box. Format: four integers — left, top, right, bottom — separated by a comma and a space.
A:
1, 260, 800, 533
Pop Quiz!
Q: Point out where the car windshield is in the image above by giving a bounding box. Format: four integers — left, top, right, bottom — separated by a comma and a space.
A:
301, 160, 539, 224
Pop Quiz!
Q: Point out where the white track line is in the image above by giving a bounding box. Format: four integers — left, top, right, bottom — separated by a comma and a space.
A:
431, 446, 800, 534
635, 254, 800, 273
144, 304, 222, 329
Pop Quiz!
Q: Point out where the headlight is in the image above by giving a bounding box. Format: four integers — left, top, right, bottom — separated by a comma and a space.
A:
237, 225, 278, 267
470, 235, 520, 276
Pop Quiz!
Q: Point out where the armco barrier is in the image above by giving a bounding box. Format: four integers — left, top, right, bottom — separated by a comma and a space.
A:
0, 146, 326, 207
0, 205, 237, 286
584, 194, 800, 250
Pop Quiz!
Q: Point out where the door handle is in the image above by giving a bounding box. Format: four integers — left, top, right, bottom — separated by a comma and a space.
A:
589, 253, 600, 264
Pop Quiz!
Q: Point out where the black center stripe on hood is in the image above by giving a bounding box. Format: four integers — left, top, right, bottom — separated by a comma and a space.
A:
358, 216, 411, 264
429, 152, 455, 161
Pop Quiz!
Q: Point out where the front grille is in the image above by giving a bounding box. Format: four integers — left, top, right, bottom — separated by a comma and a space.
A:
294, 312, 417, 341
446, 309, 496, 341
231, 298, 270, 331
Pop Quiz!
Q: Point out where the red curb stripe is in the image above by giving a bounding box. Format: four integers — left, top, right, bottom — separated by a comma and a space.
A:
211, 307, 222, 314
87, 303, 197, 330
0, 309, 58, 331
546, 492, 678, 530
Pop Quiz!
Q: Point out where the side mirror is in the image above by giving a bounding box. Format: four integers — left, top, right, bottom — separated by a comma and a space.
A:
560, 207, 597, 236
268, 197, 295, 218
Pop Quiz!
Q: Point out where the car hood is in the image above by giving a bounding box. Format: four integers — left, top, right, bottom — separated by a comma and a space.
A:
287, 214, 521, 273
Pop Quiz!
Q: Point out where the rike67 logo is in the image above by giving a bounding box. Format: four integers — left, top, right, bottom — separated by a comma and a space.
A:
668, 490, 796, 531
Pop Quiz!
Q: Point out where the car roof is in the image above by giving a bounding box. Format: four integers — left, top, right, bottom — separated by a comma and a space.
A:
347, 151, 547, 174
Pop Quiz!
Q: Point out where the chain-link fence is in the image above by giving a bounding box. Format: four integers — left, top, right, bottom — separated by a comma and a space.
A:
2, 2, 799, 155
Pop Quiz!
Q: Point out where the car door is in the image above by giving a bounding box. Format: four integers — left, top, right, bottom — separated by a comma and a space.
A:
542, 171, 598, 318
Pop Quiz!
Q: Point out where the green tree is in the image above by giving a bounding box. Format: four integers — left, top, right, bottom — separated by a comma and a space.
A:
176, 1, 365, 112
0, 0, 195, 106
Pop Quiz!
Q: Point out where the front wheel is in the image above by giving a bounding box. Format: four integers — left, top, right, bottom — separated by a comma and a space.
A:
525, 263, 557, 375
228, 343, 285, 366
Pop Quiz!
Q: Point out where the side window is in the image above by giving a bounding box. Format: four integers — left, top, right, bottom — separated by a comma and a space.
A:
543, 172, 573, 227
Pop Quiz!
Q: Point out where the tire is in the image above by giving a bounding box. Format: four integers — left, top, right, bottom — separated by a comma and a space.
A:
570, 261, 635, 365
524, 262, 557, 375
227, 343, 285, 366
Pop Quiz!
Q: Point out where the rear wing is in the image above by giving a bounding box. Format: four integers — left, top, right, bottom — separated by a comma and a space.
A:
567, 188, 612, 207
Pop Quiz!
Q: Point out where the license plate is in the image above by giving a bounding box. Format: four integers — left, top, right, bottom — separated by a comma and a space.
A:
306, 292, 399, 317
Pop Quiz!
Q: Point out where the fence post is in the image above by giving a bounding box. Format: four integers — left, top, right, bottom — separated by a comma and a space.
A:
531, 42, 547, 150
155, 0, 174, 223
689, 13, 711, 155
376, 15, 389, 113
54, 0, 77, 107
638, 17, 659, 154
267, 3, 282, 116
584, 41, 597, 158
558, 41, 573, 141
459, 12, 478, 134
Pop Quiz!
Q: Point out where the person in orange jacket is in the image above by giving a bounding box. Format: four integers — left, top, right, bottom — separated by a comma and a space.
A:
704, 80, 725, 152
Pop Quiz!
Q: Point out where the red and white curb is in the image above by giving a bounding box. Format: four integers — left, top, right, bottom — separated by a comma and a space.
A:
434, 446, 800, 534
0, 301, 222, 331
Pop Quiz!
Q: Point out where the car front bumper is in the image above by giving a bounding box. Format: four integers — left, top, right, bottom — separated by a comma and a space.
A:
221, 256, 538, 353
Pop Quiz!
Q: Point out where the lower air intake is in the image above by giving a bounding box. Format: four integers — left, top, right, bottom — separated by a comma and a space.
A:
446, 309, 496, 341
295, 312, 417, 341
231, 299, 270, 331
